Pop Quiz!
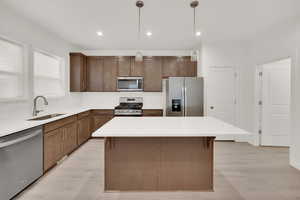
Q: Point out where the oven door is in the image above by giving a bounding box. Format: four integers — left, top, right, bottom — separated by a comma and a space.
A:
117, 77, 143, 92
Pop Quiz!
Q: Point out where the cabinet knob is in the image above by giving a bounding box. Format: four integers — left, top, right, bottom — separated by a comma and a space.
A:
210, 106, 214, 110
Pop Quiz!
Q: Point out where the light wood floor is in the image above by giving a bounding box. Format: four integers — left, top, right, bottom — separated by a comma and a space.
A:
15, 139, 300, 200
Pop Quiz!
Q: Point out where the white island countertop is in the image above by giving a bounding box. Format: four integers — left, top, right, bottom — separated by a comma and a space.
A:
92, 117, 251, 137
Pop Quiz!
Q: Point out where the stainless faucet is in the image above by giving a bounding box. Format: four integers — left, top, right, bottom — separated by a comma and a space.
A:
33, 96, 49, 116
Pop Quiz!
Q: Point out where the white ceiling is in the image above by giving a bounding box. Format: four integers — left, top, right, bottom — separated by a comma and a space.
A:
2, 0, 300, 50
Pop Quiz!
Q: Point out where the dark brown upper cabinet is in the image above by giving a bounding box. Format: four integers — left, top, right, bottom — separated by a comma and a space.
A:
143, 56, 162, 92
103, 56, 118, 92
178, 56, 197, 77
162, 56, 197, 78
130, 57, 144, 77
86, 56, 104, 92
117, 56, 144, 77
162, 56, 180, 78
70, 53, 87, 92
71, 55, 196, 93
117, 56, 131, 76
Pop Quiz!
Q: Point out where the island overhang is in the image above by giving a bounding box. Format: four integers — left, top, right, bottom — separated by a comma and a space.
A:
92, 116, 250, 137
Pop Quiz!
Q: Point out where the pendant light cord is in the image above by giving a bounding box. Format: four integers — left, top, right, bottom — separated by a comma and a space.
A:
193, 7, 196, 35
138, 7, 141, 40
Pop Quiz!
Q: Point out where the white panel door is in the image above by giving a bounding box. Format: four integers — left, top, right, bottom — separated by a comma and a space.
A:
207, 67, 237, 140
261, 59, 291, 146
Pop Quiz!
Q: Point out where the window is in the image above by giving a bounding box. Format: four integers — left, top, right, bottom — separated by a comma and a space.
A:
0, 38, 24, 100
33, 51, 65, 97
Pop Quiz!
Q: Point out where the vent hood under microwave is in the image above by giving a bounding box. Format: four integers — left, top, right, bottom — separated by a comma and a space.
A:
117, 77, 143, 92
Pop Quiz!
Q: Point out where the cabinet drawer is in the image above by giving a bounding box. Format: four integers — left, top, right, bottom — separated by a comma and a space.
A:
92, 109, 114, 116
78, 111, 90, 119
143, 109, 163, 116
44, 115, 77, 133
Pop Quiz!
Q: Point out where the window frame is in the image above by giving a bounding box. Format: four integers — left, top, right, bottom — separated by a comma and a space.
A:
33, 49, 66, 99
0, 35, 27, 102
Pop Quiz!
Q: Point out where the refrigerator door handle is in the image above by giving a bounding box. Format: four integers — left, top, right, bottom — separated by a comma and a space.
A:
181, 87, 185, 116
184, 87, 187, 116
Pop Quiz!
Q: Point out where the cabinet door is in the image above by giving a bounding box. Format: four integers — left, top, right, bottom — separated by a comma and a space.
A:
87, 56, 104, 92
178, 57, 197, 77
70, 53, 87, 92
62, 123, 78, 155
130, 57, 144, 77
143, 109, 163, 116
103, 57, 118, 92
159, 138, 213, 190
118, 56, 131, 76
93, 115, 113, 131
143, 57, 162, 92
44, 129, 63, 172
105, 138, 161, 191
162, 57, 179, 78
78, 116, 91, 145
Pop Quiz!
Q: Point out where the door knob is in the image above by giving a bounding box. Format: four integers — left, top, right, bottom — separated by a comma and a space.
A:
210, 106, 214, 110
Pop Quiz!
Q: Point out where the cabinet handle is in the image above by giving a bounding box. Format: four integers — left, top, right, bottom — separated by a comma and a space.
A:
106, 138, 111, 149
82, 80, 85, 90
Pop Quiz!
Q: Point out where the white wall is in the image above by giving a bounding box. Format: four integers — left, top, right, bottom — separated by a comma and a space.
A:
200, 41, 255, 142
0, 2, 81, 119
81, 92, 163, 109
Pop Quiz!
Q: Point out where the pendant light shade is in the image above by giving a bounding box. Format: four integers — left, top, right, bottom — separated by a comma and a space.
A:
135, 0, 144, 62
190, 50, 198, 62
135, 51, 143, 62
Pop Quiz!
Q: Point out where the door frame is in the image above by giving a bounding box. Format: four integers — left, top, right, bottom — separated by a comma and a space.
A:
254, 57, 292, 146
205, 66, 239, 139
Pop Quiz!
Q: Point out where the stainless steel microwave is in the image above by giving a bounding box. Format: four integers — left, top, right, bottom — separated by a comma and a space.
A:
117, 77, 143, 92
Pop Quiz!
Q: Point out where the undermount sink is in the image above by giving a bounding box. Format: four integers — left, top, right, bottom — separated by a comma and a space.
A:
28, 113, 65, 121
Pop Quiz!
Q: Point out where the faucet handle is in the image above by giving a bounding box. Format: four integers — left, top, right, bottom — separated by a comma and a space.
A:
36, 110, 44, 114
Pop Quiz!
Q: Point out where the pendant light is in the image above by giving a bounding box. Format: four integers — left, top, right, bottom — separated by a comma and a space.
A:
135, 0, 144, 62
190, 0, 199, 62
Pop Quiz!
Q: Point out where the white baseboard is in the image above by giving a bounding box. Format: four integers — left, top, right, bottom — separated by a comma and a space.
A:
290, 160, 300, 171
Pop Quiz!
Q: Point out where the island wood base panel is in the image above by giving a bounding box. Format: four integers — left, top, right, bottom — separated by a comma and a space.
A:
105, 137, 215, 191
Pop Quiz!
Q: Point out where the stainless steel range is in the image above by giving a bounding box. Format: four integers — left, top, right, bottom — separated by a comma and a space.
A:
114, 97, 143, 116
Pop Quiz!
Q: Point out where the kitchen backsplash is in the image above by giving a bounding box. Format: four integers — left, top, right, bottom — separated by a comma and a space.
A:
80, 92, 163, 109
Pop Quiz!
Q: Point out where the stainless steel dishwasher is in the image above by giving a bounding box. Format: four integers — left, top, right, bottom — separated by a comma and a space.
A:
0, 126, 43, 200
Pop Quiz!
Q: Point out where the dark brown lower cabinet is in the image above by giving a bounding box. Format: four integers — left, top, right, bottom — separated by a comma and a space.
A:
44, 129, 64, 172
78, 116, 91, 145
143, 109, 163, 116
62, 122, 78, 155
91, 110, 114, 132
43, 113, 90, 172
105, 138, 161, 191
105, 137, 214, 191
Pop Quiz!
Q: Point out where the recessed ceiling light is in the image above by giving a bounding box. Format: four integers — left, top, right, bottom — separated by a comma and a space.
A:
195, 31, 201, 37
97, 31, 103, 36
146, 31, 152, 37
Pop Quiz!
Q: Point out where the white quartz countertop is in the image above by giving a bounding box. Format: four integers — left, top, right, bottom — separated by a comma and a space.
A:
0, 108, 92, 138
92, 117, 250, 137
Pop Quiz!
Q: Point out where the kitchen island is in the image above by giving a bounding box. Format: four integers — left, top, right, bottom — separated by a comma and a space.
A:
92, 117, 249, 192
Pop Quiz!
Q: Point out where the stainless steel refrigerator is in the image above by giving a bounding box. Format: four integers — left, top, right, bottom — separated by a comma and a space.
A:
165, 77, 204, 116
